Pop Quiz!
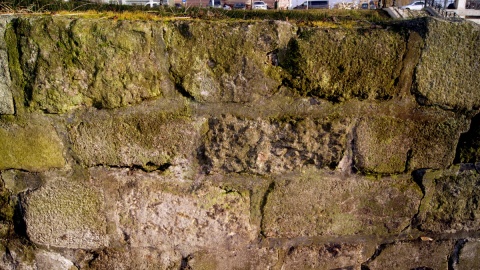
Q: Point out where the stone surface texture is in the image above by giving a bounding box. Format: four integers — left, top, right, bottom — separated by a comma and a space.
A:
0, 15, 478, 269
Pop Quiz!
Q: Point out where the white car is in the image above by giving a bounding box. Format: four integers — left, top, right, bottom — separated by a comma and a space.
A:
252, 1, 268, 9
400, 1, 425, 10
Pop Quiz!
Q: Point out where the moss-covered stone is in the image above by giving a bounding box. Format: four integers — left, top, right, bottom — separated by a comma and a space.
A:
280, 27, 406, 101
415, 18, 480, 111
262, 168, 422, 238
354, 111, 468, 174
164, 20, 293, 103
0, 117, 65, 171
22, 173, 107, 249
14, 17, 174, 113
417, 165, 480, 233
364, 240, 455, 269
68, 100, 202, 169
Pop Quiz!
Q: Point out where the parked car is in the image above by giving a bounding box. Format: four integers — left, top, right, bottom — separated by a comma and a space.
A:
400, 1, 425, 10
233, 2, 247, 9
361, 2, 368, 8
252, 1, 268, 9
293, 0, 329, 9
145, 2, 160, 7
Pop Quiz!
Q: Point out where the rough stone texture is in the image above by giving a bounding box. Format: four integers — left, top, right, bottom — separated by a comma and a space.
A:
282, 243, 375, 269
35, 250, 76, 270
14, 17, 174, 113
22, 172, 108, 249
0, 15, 479, 269
354, 113, 468, 174
457, 240, 480, 270
0, 117, 65, 172
90, 167, 256, 255
262, 169, 423, 238
415, 19, 480, 111
364, 240, 455, 269
417, 165, 480, 233
204, 115, 351, 174
165, 21, 294, 103
280, 27, 406, 101
0, 16, 14, 115
68, 101, 203, 170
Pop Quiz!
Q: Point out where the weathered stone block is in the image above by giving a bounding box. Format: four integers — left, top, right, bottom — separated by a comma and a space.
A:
22, 174, 107, 249
68, 103, 203, 170
165, 21, 293, 103
35, 251, 76, 270
418, 166, 480, 233
90, 167, 256, 254
280, 27, 406, 101
354, 113, 467, 174
14, 17, 174, 113
262, 169, 422, 238
415, 19, 480, 111
364, 240, 455, 269
0, 16, 15, 115
204, 115, 351, 174
282, 243, 375, 269
458, 240, 480, 270
0, 119, 65, 172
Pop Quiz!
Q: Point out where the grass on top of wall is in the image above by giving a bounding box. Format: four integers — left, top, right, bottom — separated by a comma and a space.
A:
0, 0, 392, 24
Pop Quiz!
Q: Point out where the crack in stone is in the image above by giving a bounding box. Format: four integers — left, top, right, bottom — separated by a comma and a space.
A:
259, 181, 275, 238
448, 239, 467, 270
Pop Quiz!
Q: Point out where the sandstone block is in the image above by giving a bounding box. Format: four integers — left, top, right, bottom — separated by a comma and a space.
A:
457, 240, 480, 270
280, 27, 406, 101
22, 175, 107, 249
68, 104, 203, 171
354, 114, 467, 174
15, 17, 173, 113
0, 16, 14, 115
204, 115, 351, 174
165, 21, 293, 103
262, 169, 422, 238
415, 19, 480, 111
364, 240, 455, 269
0, 120, 65, 172
417, 165, 480, 233
282, 243, 375, 269
90, 167, 256, 254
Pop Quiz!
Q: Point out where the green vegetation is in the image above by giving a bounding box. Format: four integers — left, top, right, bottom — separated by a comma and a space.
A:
0, 0, 391, 25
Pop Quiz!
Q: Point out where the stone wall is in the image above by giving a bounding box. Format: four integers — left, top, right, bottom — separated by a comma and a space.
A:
0, 15, 479, 269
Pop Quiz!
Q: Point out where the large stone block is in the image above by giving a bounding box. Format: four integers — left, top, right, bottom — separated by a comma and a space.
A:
457, 240, 480, 270
90, 167, 256, 254
0, 119, 65, 172
415, 18, 480, 111
262, 169, 422, 238
364, 240, 455, 269
22, 173, 107, 249
280, 27, 406, 101
417, 165, 480, 233
204, 115, 351, 174
14, 17, 174, 113
164, 21, 293, 103
354, 113, 467, 174
0, 16, 15, 115
282, 243, 375, 269
68, 102, 204, 171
